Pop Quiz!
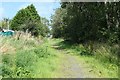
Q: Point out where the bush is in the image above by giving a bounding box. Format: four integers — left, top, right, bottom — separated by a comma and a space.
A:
79, 45, 92, 56
16, 50, 38, 68
1, 32, 47, 78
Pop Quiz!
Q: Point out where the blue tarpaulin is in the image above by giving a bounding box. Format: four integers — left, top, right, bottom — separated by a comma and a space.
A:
0, 30, 14, 36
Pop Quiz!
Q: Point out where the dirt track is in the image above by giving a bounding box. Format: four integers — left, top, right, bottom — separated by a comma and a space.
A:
57, 52, 96, 78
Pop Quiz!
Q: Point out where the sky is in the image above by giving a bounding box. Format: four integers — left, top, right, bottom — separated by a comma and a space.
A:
0, 2, 60, 20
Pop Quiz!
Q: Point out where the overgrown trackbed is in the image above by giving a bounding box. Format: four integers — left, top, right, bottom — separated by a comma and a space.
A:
56, 52, 94, 78
49, 39, 97, 78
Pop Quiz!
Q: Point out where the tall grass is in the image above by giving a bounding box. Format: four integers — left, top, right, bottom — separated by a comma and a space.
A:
53, 39, 119, 78
0, 34, 119, 78
0, 32, 59, 78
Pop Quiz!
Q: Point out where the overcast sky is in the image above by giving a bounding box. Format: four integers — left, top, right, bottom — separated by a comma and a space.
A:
0, 2, 60, 20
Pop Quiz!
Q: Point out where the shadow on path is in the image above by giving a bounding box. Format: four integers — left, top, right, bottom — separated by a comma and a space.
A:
50, 40, 96, 78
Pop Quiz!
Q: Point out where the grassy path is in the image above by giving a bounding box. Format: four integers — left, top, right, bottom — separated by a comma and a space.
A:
36, 39, 98, 78
55, 52, 95, 78
37, 38, 118, 78
1, 37, 117, 78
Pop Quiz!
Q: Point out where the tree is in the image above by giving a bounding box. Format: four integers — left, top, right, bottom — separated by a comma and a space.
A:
52, 2, 119, 43
51, 8, 66, 38
104, 2, 120, 43
10, 4, 47, 37
0, 18, 10, 29
41, 17, 50, 37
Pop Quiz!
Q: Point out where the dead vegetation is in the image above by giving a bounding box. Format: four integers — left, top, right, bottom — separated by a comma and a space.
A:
0, 31, 42, 54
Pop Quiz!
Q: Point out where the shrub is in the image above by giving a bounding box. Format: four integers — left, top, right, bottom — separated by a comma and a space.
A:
79, 45, 92, 56
16, 50, 38, 68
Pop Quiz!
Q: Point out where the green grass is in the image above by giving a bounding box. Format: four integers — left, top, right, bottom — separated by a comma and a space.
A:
51, 39, 118, 78
1, 35, 118, 78
1, 36, 61, 78
31, 39, 62, 78
76, 56, 118, 78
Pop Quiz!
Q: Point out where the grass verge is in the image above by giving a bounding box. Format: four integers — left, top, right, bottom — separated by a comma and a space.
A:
1, 34, 61, 78
52, 38, 118, 78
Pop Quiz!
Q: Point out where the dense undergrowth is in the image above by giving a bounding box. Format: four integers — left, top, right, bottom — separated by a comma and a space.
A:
0, 32, 59, 78
0, 33, 119, 78
53, 39, 119, 78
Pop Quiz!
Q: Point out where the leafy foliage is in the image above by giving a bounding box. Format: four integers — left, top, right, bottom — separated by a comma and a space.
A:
51, 2, 120, 60
1, 33, 56, 78
10, 4, 49, 37
51, 2, 120, 44
51, 8, 66, 38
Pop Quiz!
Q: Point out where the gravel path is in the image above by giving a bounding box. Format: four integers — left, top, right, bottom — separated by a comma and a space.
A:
51, 42, 97, 78
58, 53, 85, 78
57, 52, 95, 78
